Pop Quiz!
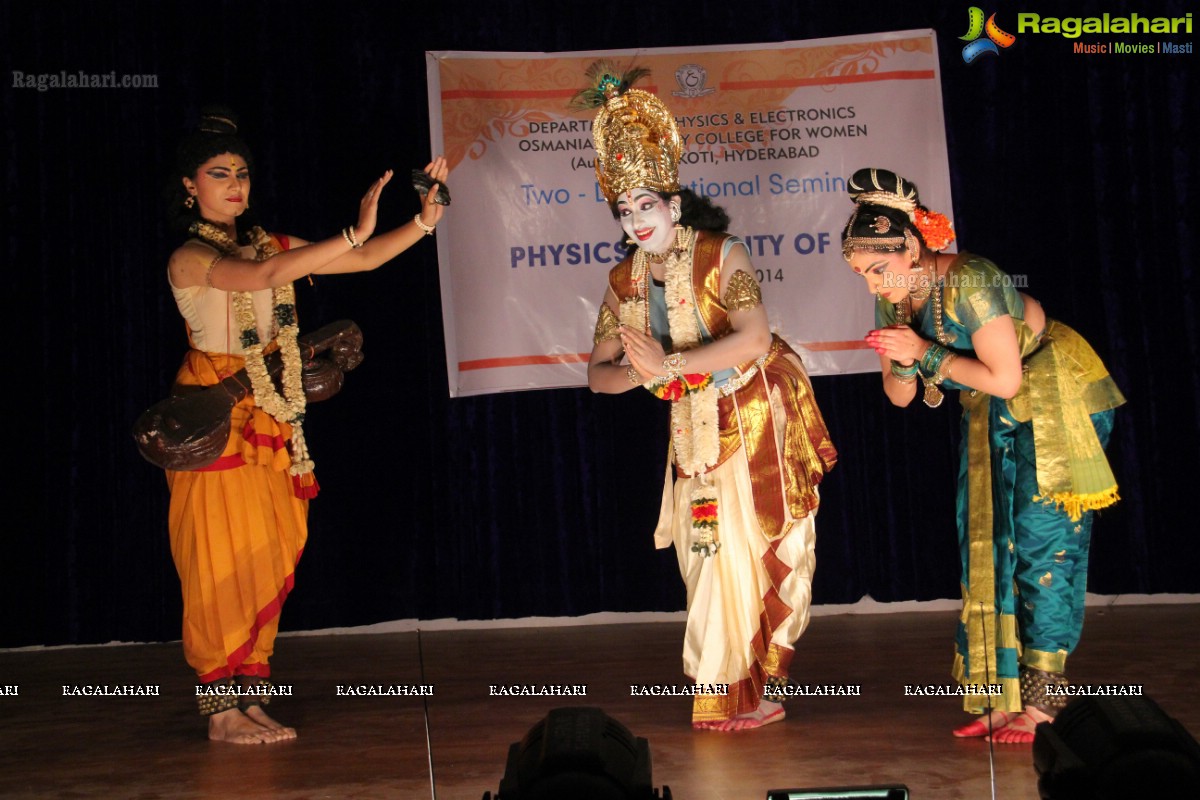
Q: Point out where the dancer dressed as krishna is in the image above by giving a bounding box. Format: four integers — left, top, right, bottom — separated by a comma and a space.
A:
579, 65, 837, 731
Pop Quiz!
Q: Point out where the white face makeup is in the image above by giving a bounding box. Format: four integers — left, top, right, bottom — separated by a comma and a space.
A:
616, 189, 677, 255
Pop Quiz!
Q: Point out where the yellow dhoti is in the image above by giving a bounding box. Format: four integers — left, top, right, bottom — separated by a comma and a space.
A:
166, 351, 313, 682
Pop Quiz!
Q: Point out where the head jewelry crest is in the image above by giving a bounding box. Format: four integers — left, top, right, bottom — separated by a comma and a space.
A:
571, 62, 682, 205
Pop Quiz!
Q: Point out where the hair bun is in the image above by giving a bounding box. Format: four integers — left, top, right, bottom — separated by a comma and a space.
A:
843, 167, 956, 254
847, 167, 919, 210
197, 105, 239, 135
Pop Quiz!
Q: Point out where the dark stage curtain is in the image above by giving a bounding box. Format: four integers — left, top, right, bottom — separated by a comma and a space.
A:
3, 0, 1195, 647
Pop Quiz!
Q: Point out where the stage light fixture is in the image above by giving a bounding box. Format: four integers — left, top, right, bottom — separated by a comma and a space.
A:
1033, 695, 1200, 799
483, 706, 671, 800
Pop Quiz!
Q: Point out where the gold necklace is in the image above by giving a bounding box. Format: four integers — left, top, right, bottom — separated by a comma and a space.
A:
930, 265, 953, 346
908, 253, 934, 301
898, 253, 952, 346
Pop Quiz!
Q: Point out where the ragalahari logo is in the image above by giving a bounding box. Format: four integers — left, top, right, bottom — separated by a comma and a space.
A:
960, 7, 1017, 63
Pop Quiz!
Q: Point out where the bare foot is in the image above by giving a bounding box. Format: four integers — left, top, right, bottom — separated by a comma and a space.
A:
708, 701, 786, 732
952, 709, 1018, 738
207, 708, 287, 744
243, 705, 298, 740
987, 706, 1052, 744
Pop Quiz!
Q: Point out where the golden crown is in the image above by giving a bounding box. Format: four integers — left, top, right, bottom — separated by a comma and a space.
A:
572, 62, 682, 205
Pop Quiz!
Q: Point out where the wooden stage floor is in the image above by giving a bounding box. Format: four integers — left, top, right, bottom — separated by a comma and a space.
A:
1, 603, 1196, 799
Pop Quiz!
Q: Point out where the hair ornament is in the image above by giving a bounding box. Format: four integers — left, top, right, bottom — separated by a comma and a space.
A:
574, 61, 682, 205
842, 167, 955, 259
913, 206, 956, 251
198, 114, 238, 134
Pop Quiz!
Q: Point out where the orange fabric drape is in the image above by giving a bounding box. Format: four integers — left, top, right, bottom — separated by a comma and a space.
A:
165, 351, 310, 681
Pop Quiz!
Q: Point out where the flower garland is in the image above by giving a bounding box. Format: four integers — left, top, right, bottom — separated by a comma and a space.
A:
620, 226, 722, 557
660, 228, 719, 479
690, 492, 720, 557
647, 371, 712, 401
190, 221, 314, 476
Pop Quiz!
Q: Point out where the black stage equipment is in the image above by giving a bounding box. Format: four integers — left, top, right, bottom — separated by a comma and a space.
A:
1033, 695, 1200, 799
483, 706, 671, 800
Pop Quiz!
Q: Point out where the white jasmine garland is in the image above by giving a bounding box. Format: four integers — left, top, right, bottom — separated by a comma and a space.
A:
659, 227, 718, 477
190, 222, 314, 475
626, 225, 721, 558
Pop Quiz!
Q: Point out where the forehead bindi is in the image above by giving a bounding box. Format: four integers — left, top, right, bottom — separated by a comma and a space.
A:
850, 255, 888, 274
203, 154, 248, 172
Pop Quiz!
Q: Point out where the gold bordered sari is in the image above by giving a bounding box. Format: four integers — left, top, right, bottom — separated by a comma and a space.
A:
878, 253, 1124, 712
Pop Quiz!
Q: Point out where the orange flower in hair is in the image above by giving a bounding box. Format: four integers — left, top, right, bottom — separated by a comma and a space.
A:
914, 207, 956, 251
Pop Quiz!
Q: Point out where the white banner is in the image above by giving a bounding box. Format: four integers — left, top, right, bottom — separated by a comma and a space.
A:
428, 30, 953, 397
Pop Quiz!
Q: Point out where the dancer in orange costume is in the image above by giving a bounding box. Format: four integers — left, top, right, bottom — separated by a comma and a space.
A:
165, 107, 447, 743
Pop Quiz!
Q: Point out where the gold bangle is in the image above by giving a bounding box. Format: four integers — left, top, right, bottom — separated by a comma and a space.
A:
205, 254, 224, 288
662, 352, 687, 377
413, 214, 436, 235
937, 352, 956, 382
626, 365, 642, 385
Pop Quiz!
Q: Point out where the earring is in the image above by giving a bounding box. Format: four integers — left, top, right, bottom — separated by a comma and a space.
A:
184, 194, 196, 209
909, 254, 933, 301
904, 229, 920, 263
